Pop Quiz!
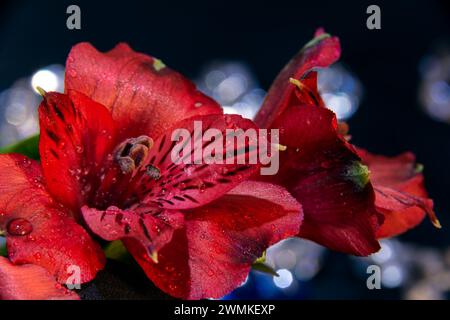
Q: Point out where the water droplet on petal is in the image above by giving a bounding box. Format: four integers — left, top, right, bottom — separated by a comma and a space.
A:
22, 159, 32, 167
169, 284, 178, 291
165, 265, 175, 273
7, 218, 33, 236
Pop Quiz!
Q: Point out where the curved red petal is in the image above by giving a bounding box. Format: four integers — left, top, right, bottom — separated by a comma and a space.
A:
0, 154, 105, 284
108, 114, 262, 210
0, 257, 79, 300
266, 106, 381, 256
125, 181, 302, 299
81, 205, 183, 258
38, 90, 116, 212
65, 42, 223, 141
357, 148, 438, 238
0, 257, 80, 300
255, 29, 341, 128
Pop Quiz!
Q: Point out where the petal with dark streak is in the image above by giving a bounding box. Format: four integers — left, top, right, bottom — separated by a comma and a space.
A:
104, 114, 263, 210
38, 90, 116, 213
357, 148, 439, 238
265, 106, 381, 256
82, 205, 183, 258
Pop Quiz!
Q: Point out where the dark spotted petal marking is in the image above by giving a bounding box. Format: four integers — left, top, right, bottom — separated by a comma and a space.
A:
82, 205, 184, 260
121, 114, 263, 210
38, 90, 116, 213
124, 181, 302, 299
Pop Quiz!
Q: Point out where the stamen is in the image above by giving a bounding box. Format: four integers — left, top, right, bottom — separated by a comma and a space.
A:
149, 250, 159, 263
273, 143, 287, 151
36, 86, 47, 97
289, 77, 322, 105
146, 165, 161, 180
115, 135, 153, 174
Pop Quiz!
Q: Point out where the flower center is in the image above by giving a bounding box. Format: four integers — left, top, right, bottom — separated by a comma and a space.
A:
115, 135, 153, 174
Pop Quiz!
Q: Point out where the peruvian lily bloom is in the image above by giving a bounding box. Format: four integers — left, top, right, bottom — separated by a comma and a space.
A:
255, 28, 440, 256
0, 43, 302, 300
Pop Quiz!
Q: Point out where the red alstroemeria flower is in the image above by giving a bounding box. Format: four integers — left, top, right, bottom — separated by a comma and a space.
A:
0, 43, 302, 300
256, 28, 439, 255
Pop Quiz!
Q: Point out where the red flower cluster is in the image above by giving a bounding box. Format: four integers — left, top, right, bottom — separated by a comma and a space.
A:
0, 29, 439, 300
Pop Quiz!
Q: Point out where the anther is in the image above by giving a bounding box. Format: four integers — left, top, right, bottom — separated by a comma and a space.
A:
115, 135, 153, 174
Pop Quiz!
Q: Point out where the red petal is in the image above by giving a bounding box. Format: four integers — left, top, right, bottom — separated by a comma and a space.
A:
0, 154, 105, 284
357, 148, 439, 238
65, 42, 223, 141
0, 257, 79, 300
266, 106, 381, 256
81, 205, 183, 258
125, 181, 302, 299
106, 114, 262, 210
255, 29, 341, 128
38, 90, 116, 212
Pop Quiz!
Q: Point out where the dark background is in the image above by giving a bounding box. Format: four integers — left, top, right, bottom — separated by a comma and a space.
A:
0, 0, 449, 299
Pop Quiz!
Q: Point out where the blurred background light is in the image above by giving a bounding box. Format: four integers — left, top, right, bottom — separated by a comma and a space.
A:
273, 269, 293, 289
318, 64, 363, 120
381, 264, 404, 288
371, 240, 394, 264
196, 61, 265, 120
419, 49, 450, 122
30, 64, 64, 93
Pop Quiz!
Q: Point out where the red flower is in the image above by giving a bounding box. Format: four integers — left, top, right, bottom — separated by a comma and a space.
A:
0, 43, 302, 299
256, 28, 439, 255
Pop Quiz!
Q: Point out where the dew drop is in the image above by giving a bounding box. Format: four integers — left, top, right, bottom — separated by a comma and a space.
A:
169, 284, 177, 291
22, 158, 32, 168
7, 218, 33, 236
165, 265, 175, 273
68, 69, 77, 78
152, 225, 161, 234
